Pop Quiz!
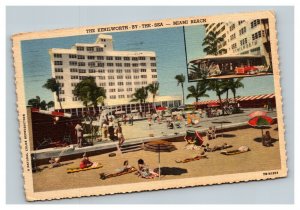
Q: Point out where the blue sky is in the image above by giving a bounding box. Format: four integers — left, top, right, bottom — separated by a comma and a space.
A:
21, 25, 275, 104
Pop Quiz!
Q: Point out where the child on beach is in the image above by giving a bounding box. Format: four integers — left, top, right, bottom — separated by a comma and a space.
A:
137, 159, 158, 179
79, 153, 96, 169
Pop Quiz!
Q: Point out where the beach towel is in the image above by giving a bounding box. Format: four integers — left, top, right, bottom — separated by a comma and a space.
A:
67, 162, 103, 173
100, 167, 137, 179
175, 155, 208, 163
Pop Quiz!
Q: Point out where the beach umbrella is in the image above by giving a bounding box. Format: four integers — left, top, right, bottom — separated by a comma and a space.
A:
248, 110, 267, 118
248, 116, 273, 140
211, 120, 232, 138
156, 106, 167, 111
144, 140, 177, 179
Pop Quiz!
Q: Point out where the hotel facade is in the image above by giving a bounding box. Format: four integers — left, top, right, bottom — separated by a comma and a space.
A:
204, 19, 271, 66
49, 34, 181, 111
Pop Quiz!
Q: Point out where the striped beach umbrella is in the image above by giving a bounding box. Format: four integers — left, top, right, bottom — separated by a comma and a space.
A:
248, 110, 267, 118
248, 116, 273, 140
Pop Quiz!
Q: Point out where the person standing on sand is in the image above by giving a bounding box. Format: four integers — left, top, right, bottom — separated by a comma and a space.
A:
75, 122, 83, 148
115, 122, 125, 146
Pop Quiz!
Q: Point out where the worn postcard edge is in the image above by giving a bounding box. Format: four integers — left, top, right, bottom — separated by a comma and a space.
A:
11, 10, 287, 201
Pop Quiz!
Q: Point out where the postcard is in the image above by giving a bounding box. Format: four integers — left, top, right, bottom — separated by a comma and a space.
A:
12, 10, 287, 201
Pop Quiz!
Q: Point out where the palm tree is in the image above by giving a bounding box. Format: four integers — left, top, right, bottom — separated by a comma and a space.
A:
73, 77, 106, 109
43, 78, 62, 109
186, 81, 209, 102
202, 31, 227, 55
131, 87, 148, 117
147, 82, 159, 111
188, 63, 209, 80
228, 78, 244, 102
27, 96, 52, 110
207, 79, 227, 114
175, 74, 186, 105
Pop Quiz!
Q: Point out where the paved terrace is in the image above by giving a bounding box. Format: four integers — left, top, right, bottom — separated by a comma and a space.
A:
32, 108, 277, 160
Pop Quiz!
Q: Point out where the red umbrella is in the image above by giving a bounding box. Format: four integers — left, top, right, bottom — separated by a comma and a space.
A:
156, 106, 167, 111
248, 116, 273, 140
248, 110, 267, 118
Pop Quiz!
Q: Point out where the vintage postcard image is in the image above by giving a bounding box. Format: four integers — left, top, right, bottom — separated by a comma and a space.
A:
12, 10, 287, 201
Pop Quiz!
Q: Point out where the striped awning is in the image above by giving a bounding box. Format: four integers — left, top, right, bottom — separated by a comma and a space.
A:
31, 108, 72, 118
194, 93, 275, 105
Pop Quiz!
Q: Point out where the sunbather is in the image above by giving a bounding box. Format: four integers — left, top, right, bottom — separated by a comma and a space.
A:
204, 143, 232, 152
221, 146, 250, 155
49, 157, 61, 168
137, 159, 158, 179
79, 153, 93, 169
262, 131, 273, 147
176, 151, 208, 163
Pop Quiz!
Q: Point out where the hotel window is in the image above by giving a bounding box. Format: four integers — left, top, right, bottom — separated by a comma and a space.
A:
118, 88, 124, 92
142, 81, 147, 85
108, 82, 115, 86
72, 97, 78, 101
107, 69, 114, 73
54, 61, 63, 65
99, 83, 106, 87
126, 82, 132, 85
71, 75, 78, 79
55, 68, 63, 72
239, 27, 247, 35
110, 95, 116, 99
251, 19, 261, 28
116, 69, 122, 73
106, 56, 113, 60
152, 75, 157, 78
71, 83, 77, 87
252, 31, 263, 41
132, 63, 138, 67
109, 89, 116, 92
59, 90, 65, 94
132, 57, 138, 61
118, 95, 125, 99
99, 76, 105, 80
140, 63, 146, 67
101, 39, 106, 42
133, 69, 139, 73
141, 75, 147, 79
240, 38, 248, 46
69, 54, 77, 59
59, 98, 65, 102
124, 63, 131, 67
96, 47, 103, 52
89, 69, 96, 73
88, 62, 95, 67
231, 43, 237, 49
54, 53, 62, 58
125, 75, 132, 79
98, 69, 105, 73
69, 61, 77, 66
78, 62, 85, 66
124, 57, 130, 61
97, 56, 104, 60
238, 20, 245, 25
97, 63, 105, 67
79, 76, 87, 80
229, 24, 235, 31
134, 81, 140, 85
79, 69, 86, 73
76, 46, 84, 51
151, 63, 156, 67
140, 69, 146, 72
150, 57, 156, 61
116, 63, 122, 67
55, 76, 63, 80
133, 75, 139, 79
58, 83, 64, 87
125, 69, 131, 73
107, 63, 114, 67
151, 69, 157, 72
138, 56, 146, 60
117, 76, 123, 79
115, 56, 122, 60
77, 55, 85, 59
86, 47, 94, 51
230, 33, 236, 40
127, 88, 132, 91
87, 56, 95, 60
108, 76, 114, 80
127, 95, 132, 98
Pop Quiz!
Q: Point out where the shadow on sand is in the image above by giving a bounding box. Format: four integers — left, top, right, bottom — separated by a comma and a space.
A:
253, 137, 278, 144
155, 167, 188, 176
219, 134, 236, 138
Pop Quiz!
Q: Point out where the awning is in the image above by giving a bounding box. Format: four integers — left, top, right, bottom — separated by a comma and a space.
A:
31, 108, 71, 118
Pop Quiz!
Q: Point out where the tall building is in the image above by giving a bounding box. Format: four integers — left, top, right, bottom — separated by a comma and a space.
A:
204, 19, 271, 66
49, 34, 181, 110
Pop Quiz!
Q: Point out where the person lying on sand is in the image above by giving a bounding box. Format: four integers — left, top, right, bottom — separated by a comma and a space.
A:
175, 151, 208, 163
116, 160, 132, 173
49, 157, 61, 168
204, 143, 232, 152
220, 146, 250, 155
136, 159, 158, 179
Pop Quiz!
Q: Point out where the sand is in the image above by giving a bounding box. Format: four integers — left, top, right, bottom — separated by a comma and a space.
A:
32, 125, 281, 192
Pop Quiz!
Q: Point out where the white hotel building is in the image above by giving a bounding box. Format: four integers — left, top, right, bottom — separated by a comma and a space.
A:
49, 34, 181, 111
204, 19, 271, 66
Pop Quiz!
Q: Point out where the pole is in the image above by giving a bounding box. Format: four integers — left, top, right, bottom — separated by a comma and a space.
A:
158, 145, 161, 179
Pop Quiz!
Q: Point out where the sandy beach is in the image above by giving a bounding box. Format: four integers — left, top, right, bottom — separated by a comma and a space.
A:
32, 124, 281, 192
